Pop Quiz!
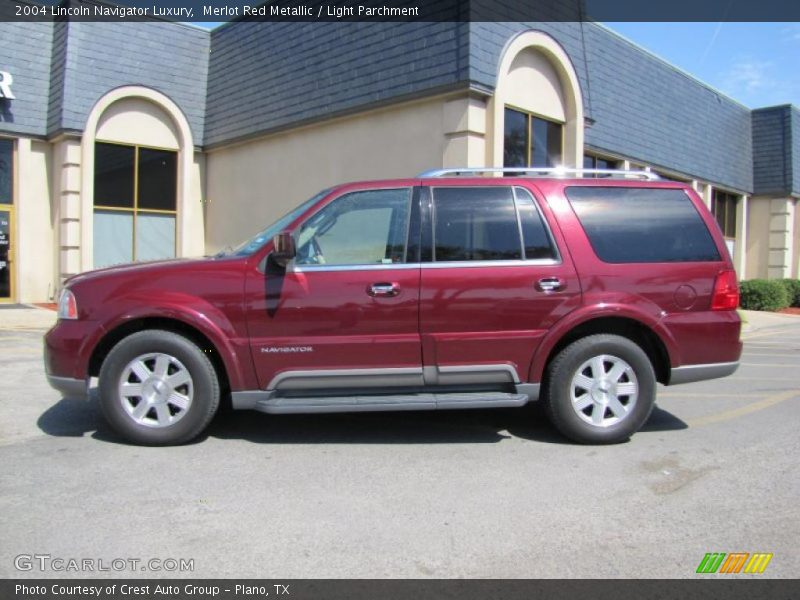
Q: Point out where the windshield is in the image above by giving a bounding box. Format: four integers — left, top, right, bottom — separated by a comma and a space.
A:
221, 189, 331, 257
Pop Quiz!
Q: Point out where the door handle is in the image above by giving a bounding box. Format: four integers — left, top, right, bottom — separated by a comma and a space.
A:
368, 282, 400, 297
536, 277, 563, 292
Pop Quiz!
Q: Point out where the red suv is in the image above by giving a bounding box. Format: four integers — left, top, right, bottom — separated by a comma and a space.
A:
44, 168, 742, 446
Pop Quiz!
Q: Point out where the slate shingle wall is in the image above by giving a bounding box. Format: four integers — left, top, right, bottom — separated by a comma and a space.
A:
204, 21, 468, 146
752, 106, 790, 196
0, 21, 54, 137
792, 106, 800, 195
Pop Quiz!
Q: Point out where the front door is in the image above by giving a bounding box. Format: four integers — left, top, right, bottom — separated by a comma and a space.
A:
419, 183, 580, 384
0, 207, 12, 302
244, 186, 422, 392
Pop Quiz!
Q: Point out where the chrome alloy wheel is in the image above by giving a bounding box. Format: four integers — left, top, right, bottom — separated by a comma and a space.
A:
118, 353, 194, 428
570, 354, 638, 428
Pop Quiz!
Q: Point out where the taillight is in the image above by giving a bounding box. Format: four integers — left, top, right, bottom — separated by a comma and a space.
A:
711, 270, 739, 310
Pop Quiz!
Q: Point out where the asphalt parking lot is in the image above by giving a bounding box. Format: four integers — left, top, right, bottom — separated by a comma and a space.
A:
0, 308, 798, 579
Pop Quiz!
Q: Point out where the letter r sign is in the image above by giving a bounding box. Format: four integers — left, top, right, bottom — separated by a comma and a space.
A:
0, 71, 15, 99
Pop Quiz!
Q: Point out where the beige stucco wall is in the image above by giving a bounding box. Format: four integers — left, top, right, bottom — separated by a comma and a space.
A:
204, 96, 449, 253
95, 97, 180, 150
503, 48, 566, 122
746, 197, 772, 279
16, 138, 55, 303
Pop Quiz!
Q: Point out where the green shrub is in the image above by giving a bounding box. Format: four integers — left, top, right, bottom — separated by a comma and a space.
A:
779, 278, 800, 307
738, 279, 790, 311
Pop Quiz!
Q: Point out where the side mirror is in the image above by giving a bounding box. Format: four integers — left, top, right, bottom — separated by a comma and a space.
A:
270, 231, 296, 268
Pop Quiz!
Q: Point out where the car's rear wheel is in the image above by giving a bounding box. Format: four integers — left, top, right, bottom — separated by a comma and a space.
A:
98, 330, 220, 446
544, 334, 656, 444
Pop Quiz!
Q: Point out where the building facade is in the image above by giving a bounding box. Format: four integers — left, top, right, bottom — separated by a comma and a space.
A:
0, 17, 798, 303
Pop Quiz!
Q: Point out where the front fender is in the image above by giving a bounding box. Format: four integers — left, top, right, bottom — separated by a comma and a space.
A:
80, 293, 255, 391
527, 301, 680, 383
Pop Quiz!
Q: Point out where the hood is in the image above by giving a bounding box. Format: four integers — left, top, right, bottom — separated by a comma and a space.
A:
64, 257, 208, 287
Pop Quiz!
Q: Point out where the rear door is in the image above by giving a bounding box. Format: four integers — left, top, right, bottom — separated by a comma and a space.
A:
419, 182, 581, 386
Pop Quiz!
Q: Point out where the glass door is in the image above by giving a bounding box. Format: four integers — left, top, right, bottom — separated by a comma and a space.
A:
0, 207, 12, 301
0, 139, 12, 302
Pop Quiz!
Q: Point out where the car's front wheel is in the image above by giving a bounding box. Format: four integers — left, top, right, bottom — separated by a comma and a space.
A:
543, 334, 656, 444
98, 330, 220, 446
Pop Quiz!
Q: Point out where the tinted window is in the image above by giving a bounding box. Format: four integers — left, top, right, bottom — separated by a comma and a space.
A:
138, 149, 177, 211
504, 107, 563, 169
503, 108, 527, 168
433, 187, 521, 261
94, 143, 134, 208
0, 139, 12, 204
296, 188, 411, 266
711, 189, 738, 238
531, 118, 561, 168
514, 187, 557, 260
566, 187, 721, 263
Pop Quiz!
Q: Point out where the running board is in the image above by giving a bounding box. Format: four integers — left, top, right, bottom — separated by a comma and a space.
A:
245, 391, 531, 414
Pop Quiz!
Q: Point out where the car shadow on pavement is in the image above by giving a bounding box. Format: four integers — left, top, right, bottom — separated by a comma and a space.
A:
36, 392, 123, 443
37, 396, 687, 446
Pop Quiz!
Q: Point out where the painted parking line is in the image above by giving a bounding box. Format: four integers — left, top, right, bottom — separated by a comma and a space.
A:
740, 352, 800, 358
685, 390, 799, 427
739, 362, 800, 367
659, 392, 758, 398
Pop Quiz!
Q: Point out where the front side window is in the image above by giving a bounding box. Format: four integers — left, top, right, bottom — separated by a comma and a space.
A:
295, 188, 411, 266
504, 107, 563, 168
93, 142, 177, 268
566, 186, 721, 263
711, 189, 738, 238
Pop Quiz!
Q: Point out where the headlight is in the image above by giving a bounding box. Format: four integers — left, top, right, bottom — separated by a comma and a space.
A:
57, 288, 78, 320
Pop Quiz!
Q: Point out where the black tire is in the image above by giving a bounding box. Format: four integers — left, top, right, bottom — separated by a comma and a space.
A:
98, 330, 220, 446
543, 334, 656, 444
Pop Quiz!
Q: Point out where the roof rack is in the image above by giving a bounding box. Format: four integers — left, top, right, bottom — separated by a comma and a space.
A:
418, 167, 661, 181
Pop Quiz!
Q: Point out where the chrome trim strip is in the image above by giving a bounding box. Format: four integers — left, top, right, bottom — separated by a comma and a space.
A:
289, 263, 421, 273
668, 361, 739, 385
267, 367, 425, 391
46, 375, 89, 400
421, 259, 560, 269
288, 259, 561, 272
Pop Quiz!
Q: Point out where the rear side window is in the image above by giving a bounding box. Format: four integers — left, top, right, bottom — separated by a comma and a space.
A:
433, 187, 521, 261
566, 187, 721, 263
514, 187, 557, 260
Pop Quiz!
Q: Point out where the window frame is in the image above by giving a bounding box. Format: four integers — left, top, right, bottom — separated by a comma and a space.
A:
503, 105, 565, 169
289, 186, 416, 272
93, 140, 178, 265
427, 184, 561, 268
